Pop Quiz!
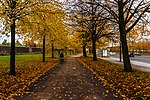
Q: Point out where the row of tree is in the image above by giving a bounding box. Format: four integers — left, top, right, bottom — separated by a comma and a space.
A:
0, 0, 150, 75
111, 41, 150, 53
0, 0, 73, 75
65, 0, 150, 72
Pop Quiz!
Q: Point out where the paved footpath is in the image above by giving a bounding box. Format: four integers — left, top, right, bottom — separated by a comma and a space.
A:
14, 56, 122, 100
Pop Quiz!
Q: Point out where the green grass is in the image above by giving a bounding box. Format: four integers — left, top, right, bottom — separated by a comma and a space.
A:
0, 54, 42, 70
0, 55, 10, 60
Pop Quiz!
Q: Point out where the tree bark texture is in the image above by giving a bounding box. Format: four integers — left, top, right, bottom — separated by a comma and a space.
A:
43, 35, 45, 62
10, 19, 16, 76
92, 35, 97, 61
120, 34, 132, 72
83, 43, 87, 57
120, 43, 122, 62
52, 43, 54, 58
118, 1, 132, 71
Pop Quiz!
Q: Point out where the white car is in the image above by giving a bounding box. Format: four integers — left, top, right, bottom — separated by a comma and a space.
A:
110, 52, 116, 55
134, 52, 141, 56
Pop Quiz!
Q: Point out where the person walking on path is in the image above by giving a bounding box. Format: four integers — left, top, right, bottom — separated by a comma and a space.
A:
14, 56, 122, 100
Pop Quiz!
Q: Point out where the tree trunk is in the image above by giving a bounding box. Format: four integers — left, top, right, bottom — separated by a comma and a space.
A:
120, 34, 132, 72
52, 43, 54, 58
10, 19, 16, 76
120, 43, 122, 62
88, 47, 92, 55
65, 51, 67, 55
83, 43, 87, 57
43, 35, 45, 62
118, 1, 132, 72
92, 37, 97, 61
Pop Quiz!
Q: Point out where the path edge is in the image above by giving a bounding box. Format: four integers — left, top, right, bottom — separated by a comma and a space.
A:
8, 62, 59, 100
77, 58, 127, 100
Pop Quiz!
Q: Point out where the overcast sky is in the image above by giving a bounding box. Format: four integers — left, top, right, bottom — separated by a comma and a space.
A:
0, 34, 23, 44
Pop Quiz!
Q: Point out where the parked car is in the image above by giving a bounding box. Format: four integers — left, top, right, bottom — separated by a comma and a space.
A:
129, 52, 134, 57
109, 52, 116, 55
134, 52, 141, 56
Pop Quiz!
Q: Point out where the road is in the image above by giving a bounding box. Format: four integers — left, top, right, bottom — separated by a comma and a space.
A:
110, 55, 150, 64
109, 55, 150, 72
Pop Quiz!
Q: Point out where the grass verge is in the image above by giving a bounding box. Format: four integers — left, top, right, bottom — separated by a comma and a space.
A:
78, 56, 150, 100
0, 54, 58, 99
